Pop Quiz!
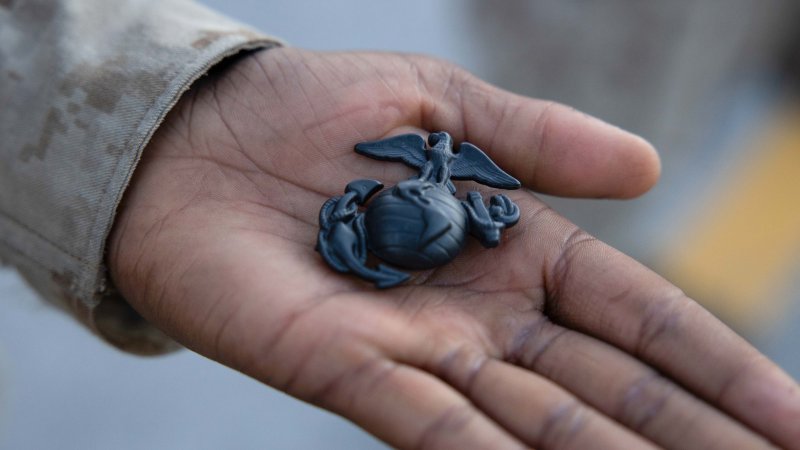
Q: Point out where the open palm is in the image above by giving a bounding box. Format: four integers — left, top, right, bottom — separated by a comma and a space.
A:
108, 48, 800, 449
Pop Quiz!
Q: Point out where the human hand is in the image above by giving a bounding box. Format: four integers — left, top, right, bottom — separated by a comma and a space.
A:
108, 48, 800, 449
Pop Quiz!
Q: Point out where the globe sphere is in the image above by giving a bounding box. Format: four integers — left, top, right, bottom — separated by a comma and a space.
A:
365, 180, 467, 269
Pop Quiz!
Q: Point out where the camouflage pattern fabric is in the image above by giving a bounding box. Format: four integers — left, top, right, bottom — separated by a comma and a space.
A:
0, 0, 279, 354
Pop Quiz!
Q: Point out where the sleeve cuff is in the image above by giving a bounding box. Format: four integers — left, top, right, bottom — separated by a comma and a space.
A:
0, 0, 282, 355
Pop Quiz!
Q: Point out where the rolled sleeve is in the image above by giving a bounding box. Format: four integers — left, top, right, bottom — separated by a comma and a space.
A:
0, 0, 281, 354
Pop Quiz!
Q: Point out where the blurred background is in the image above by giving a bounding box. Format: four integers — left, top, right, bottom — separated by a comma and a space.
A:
2, 0, 799, 448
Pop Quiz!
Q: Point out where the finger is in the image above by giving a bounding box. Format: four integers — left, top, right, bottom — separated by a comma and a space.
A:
311, 359, 525, 450
426, 348, 657, 449
149, 264, 524, 449
505, 193, 800, 447
235, 50, 656, 200
414, 58, 660, 199
506, 315, 772, 449
304, 291, 646, 449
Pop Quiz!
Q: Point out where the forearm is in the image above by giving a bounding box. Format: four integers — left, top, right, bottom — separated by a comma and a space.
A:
0, 0, 280, 354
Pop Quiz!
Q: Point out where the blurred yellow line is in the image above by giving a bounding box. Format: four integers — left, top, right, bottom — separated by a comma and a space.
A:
662, 103, 800, 327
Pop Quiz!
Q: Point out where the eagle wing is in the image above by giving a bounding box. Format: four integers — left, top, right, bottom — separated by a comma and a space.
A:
354, 134, 428, 169
450, 142, 521, 189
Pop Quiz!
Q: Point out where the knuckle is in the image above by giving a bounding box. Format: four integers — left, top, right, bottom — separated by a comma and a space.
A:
715, 352, 769, 403
433, 344, 490, 396
532, 100, 560, 153
526, 328, 568, 377
310, 356, 398, 411
617, 373, 676, 432
416, 403, 477, 450
411, 55, 470, 98
635, 289, 691, 356
546, 227, 597, 316
539, 399, 588, 449
507, 315, 566, 377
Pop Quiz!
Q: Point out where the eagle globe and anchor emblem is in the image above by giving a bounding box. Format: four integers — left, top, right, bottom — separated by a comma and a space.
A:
316, 131, 521, 288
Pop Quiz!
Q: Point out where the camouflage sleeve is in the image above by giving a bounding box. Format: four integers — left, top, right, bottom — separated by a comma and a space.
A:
0, 0, 281, 354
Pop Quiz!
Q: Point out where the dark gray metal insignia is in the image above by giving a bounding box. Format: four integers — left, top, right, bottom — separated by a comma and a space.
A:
317, 132, 521, 288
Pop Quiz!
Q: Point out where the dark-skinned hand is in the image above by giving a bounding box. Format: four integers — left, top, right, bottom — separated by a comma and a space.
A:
108, 48, 800, 449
